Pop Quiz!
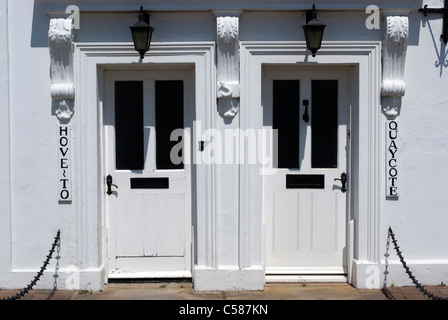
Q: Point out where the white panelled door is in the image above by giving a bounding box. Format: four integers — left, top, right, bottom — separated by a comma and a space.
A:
104, 69, 194, 278
263, 68, 350, 277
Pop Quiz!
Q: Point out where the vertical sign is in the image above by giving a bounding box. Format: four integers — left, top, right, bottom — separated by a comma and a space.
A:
58, 124, 72, 202
386, 120, 399, 198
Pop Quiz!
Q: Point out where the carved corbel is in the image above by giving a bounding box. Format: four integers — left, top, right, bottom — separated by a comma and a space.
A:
381, 16, 409, 118
215, 13, 241, 119
49, 18, 75, 122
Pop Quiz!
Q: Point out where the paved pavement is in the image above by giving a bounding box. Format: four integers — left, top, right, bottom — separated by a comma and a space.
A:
1, 281, 448, 301
3, 282, 447, 318
383, 284, 448, 300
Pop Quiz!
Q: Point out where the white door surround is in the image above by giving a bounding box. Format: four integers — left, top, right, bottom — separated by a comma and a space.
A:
239, 41, 383, 287
262, 67, 350, 281
104, 69, 195, 278
73, 42, 216, 288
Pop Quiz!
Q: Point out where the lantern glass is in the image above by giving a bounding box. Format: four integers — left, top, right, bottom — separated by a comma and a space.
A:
302, 23, 326, 57
302, 5, 326, 57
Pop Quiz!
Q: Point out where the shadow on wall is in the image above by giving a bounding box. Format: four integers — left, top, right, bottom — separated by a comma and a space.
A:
31, 0, 135, 47
422, 18, 448, 76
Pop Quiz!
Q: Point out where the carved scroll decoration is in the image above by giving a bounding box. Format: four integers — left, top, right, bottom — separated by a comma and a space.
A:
381, 16, 409, 118
216, 13, 240, 119
49, 18, 75, 122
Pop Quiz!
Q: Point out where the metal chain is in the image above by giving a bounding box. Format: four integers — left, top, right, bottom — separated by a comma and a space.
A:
388, 226, 448, 300
1, 230, 61, 301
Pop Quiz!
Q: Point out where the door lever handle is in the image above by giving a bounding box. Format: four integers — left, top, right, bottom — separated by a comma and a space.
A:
334, 172, 347, 193
302, 100, 310, 123
106, 174, 118, 195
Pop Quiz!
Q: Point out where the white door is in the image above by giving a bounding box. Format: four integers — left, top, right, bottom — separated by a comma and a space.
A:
263, 68, 350, 278
104, 68, 194, 278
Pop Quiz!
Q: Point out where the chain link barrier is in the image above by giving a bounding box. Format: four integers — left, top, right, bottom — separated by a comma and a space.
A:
388, 226, 447, 300
1, 230, 61, 301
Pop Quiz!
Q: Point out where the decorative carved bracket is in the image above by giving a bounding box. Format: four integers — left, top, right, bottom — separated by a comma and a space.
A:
215, 12, 241, 119
49, 18, 75, 122
381, 16, 409, 118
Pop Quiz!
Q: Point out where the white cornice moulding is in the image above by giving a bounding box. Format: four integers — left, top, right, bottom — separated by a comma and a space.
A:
42, 1, 419, 14
381, 16, 409, 118
49, 18, 75, 122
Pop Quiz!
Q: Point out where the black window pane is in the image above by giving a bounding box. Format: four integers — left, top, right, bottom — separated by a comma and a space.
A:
115, 81, 144, 170
273, 80, 300, 168
156, 81, 184, 170
311, 80, 338, 168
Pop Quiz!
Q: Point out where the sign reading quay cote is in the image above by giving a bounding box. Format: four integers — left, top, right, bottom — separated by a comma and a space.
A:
386, 120, 399, 198
58, 124, 72, 202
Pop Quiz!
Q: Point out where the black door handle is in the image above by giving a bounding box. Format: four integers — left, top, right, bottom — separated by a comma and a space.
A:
302, 100, 310, 123
106, 174, 118, 195
334, 172, 347, 193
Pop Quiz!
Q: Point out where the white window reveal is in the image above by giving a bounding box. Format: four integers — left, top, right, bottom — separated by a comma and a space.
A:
386, 120, 399, 198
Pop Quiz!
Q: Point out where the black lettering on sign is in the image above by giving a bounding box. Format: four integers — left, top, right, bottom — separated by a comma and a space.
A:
58, 124, 72, 202
386, 120, 399, 198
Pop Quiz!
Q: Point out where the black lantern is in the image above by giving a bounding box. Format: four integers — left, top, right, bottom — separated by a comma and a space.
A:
130, 6, 154, 59
302, 4, 326, 57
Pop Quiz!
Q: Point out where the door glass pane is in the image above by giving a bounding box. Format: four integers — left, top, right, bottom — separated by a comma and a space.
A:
273, 80, 301, 169
311, 80, 338, 168
115, 81, 144, 170
156, 80, 184, 170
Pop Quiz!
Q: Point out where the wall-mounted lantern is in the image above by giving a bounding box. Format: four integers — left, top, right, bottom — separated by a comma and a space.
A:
130, 6, 155, 59
302, 4, 326, 57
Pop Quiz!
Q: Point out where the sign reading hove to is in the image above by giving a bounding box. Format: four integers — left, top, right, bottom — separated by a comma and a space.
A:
386, 120, 399, 198
58, 124, 72, 202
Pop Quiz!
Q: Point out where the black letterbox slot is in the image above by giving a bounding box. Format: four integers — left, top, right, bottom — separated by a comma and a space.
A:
286, 174, 325, 189
130, 178, 169, 189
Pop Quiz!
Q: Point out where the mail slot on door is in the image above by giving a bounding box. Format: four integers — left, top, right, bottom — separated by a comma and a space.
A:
286, 174, 325, 189
130, 178, 169, 189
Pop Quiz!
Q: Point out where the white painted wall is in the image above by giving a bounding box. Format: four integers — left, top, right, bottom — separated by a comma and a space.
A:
0, 0, 12, 286
379, 6, 448, 287
1, 0, 447, 291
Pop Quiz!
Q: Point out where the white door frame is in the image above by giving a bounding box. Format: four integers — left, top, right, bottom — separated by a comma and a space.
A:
262, 67, 350, 281
104, 68, 195, 278
239, 41, 382, 286
73, 42, 216, 286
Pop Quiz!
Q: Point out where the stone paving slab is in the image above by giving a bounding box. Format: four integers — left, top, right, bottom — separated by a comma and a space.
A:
2, 283, 448, 301
2, 282, 387, 300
